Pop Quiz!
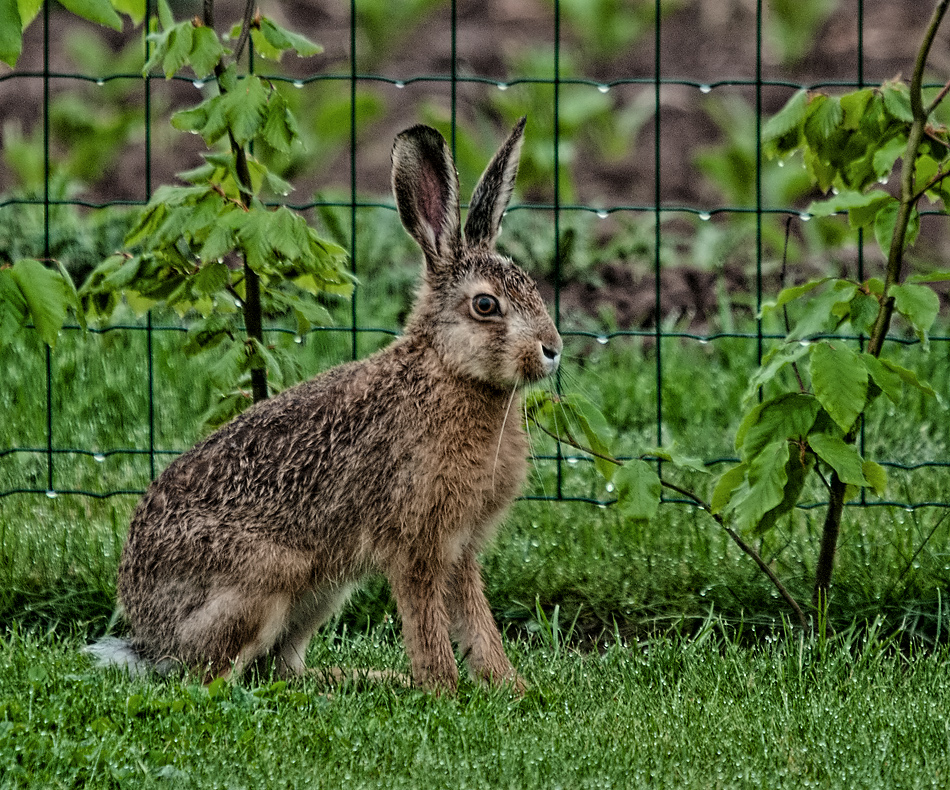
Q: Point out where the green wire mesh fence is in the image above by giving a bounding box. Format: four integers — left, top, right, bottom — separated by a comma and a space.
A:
0, 0, 948, 512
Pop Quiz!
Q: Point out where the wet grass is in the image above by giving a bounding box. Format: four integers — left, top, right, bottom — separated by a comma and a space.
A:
2, 622, 950, 789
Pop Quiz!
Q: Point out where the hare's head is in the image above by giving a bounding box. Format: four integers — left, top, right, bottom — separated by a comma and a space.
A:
392, 118, 562, 390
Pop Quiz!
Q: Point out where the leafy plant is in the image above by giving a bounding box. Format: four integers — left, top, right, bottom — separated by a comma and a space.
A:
79, 0, 352, 425
626, 0, 950, 629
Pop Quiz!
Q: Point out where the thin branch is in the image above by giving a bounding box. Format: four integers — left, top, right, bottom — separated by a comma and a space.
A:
658, 480, 810, 630
910, 166, 950, 205
526, 415, 622, 466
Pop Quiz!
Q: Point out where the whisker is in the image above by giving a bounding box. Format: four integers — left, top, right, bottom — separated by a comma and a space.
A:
494, 384, 521, 494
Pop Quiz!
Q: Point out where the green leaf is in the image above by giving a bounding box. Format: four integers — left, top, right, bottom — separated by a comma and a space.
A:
862, 461, 887, 497
807, 189, 891, 228
258, 17, 323, 58
208, 337, 250, 387
189, 24, 225, 78
194, 261, 230, 295
761, 278, 832, 313
807, 433, 867, 486
763, 89, 809, 143
58, 0, 122, 30
9, 259, 70, 348
871, 134, 906, 179
261, 90, 298, 153
711, 463, 747, 515
109, 0, 145, 25
840, 88, 875, 130
752, 448, 814, 536
614, 460, 662, 521
743, 343, 811, 402
164, 23, 193, 78
878, 359, 936, 398
882, 80, 914, 122
809, 342, 868, 432
804, 94, 843, 144
874, 200, 919, 258
860, 353, 903, 405
0, 0, 22, 67
0, 268, 29, 345
649, 446, 710, 475
228, 75, 269, 146
729, 441, 792, 534
847, 291, 879, 334
906, 271, 950, 283
737, 392, 821, 462
890, 283, 940, 338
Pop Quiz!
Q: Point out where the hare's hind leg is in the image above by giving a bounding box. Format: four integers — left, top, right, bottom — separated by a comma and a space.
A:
264, 583, 357, 678
175, 586, 292, 680
447, 548, 523, 691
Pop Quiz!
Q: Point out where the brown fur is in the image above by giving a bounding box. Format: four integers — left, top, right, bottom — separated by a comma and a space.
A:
97, 118, 561, 693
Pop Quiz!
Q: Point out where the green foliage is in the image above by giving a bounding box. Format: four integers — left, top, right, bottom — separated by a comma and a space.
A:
77, 0, 352, 419
0, 259, 84, 348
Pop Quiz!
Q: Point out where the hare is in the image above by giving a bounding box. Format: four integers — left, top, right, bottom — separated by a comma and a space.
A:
86, 117, 562, 693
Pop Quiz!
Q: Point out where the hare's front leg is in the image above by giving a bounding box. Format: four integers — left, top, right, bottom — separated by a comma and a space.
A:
388, 558, 458, 693
447, 548, 523, 691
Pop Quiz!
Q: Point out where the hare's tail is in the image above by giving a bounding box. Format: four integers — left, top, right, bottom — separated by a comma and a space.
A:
83, 637, 151, 677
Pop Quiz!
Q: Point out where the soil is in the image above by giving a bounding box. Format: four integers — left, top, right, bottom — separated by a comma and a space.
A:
0, 0, 944, 328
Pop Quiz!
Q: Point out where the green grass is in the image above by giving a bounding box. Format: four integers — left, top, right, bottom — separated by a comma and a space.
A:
2, 624, 950, 789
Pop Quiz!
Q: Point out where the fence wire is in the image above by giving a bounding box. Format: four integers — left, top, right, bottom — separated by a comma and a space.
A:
0, 0, 948, 512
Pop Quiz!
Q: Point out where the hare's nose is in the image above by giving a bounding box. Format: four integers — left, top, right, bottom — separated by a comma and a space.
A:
541, 344, 561, 374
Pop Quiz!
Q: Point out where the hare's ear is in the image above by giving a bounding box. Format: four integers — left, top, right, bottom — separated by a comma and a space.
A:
391, 125, 461, 267
464, 116, 526, 249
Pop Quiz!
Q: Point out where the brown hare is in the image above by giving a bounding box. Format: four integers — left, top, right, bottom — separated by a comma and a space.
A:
86, 118, 562, 693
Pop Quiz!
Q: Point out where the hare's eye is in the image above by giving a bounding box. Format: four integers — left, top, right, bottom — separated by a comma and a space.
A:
472, 294, 501, 317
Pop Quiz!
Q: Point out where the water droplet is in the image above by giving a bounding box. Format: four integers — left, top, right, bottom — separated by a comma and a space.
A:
799, 213, 812, 222
96, 79, 105, 87
605, 482, 615, 493
596, 209, 609, 219
93, 453, 106, 463
798, 340, 810, 347
698, 212, 711, 221
394, 81, 405, 89
699, 84, 712, 94
234, 298, 243, 308
566, 457, 579, 466
596, 335, 609, 345
878, 176, 888, 185
597, 84, 610, 94
777, 159, 785, 168
832, 187, 840, 195
293, 80, 304, 88
294, 336, 303, 345
497, 82, 508, 91
46, 490, 58, 499
698, 338, 709, 345
192, 79, 205, 89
